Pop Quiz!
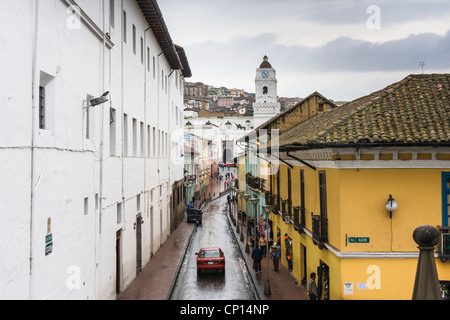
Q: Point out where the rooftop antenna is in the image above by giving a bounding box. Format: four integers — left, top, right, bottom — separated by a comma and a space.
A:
419, 61, 425, 74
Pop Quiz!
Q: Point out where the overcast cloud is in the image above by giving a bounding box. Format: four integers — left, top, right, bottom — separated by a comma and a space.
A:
158, 0, 450, 101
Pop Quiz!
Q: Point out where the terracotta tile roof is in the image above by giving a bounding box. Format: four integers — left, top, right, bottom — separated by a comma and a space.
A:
136, 0, 191, 77
278, 74, 450, 149
238, 91, 337, 142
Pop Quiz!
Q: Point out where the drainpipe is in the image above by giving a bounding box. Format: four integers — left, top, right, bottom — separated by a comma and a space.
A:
157, 51, 162, 247
121, 0, 125, 230
168, 70, 174, 231
29, 0, 40, 300
143, 26, 150, 239
96, 0, 107, 299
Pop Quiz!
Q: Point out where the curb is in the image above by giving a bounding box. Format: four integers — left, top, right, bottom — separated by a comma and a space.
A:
224, 203, 264, 300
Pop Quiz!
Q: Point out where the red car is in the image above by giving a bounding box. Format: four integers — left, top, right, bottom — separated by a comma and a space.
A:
195, 247, 225, 273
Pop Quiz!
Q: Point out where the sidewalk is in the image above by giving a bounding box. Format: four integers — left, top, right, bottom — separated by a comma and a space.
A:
119, 217, 195, 300
225, 203, 310, 301
120, 192, 309, 300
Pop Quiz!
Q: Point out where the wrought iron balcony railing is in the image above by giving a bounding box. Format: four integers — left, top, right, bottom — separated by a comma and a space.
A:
246, 173, 266, 193
273, 196, 280, 214
311, 214, 328, 244
293, 206, 306, 231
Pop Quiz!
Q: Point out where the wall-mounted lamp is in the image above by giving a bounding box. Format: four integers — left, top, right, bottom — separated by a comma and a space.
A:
87, 91, 109, 108
385, 194, 398, 218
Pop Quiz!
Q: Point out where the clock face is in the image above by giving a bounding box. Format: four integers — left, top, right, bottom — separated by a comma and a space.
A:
261, 70, 269, 78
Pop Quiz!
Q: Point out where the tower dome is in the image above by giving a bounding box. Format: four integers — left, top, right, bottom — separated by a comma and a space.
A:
259, 55, 272, 69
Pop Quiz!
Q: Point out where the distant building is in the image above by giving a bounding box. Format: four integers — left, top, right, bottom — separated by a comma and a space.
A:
185, 82, 208, 97
218, 97, 234, 108
184, 109, 253, 164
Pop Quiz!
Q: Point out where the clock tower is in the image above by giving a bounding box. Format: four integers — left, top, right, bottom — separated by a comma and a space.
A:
253, 55, 281, 128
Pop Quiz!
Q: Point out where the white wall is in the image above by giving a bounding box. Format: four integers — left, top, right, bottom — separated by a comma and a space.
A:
0, 0, 34, 299
0, 0, 187, 300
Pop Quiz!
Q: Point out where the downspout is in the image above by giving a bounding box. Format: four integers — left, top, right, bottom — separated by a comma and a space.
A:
121, 0, 125, 228
157, 51, 162, 247
96, 0, 107, 299
167, 70, 173, 232
30, 0, 40, 300
143, 26, 150, 237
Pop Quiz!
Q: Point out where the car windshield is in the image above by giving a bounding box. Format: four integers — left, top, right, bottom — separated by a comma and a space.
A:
200, 250, 221, 258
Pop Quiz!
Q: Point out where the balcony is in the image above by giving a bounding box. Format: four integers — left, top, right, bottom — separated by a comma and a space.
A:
185, 175, 196, 182
281, 200, 292, 224
270, 195, 280, 215
311, 214, 328, 247
246, 173, 266, 193
293, 206, 306, 233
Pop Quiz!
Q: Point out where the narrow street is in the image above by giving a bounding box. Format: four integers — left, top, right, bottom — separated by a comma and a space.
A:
169, 195, 258, 300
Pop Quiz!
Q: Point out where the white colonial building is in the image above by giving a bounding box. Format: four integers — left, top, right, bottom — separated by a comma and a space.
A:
252, 55, 281, 128
0, 0, 190, 300
184, 115, 253, 164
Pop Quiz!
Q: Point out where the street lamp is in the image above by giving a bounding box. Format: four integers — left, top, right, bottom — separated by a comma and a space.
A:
385, 194, 398, 218
229, 187, 234, 220
230, 187, 236, 222
262, 204, 274, 296
234, 189, 241, 234
243, 193, 251, 253
250, 197, 260, 253
237, 190, 245, 241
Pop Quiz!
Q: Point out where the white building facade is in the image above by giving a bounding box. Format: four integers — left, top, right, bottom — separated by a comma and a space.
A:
252, 55, 281, 128
184, 116, 253, 164
0, 0, 190, 300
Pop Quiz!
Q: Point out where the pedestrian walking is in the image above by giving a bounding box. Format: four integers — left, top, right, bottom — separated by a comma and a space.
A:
259, 234, 267, 257
271, 242, 280, 271
251, 244, 262, 273
307, 272, 318, 300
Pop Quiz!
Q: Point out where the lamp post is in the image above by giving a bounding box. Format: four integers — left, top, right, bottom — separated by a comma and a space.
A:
250, 197, 260, 252
235, 189, 242, 234
229, 187, 235, 221
262, 204, 274, 296
233, 188, 239, 233
237, 190, 245, 241
243, 193, 251, 253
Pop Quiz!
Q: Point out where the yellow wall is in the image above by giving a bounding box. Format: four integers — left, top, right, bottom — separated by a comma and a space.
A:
339, 258, 417, 300
270, 163, 450, 300
339, 168, 444, 252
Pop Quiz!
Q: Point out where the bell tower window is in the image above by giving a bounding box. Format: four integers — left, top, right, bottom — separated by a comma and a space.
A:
263, 86, 268, 94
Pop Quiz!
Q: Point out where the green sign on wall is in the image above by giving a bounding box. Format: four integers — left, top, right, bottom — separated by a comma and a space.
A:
348, 237, 370, 244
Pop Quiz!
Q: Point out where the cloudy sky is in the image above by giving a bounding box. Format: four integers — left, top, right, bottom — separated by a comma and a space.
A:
158, 0, 450, 101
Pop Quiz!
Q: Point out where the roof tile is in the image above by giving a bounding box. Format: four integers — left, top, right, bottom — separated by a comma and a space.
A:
278, 74, 450, 149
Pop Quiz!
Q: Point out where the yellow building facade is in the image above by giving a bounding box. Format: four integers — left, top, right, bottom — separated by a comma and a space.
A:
270, 157, 450, 300
240, 74, 450, 300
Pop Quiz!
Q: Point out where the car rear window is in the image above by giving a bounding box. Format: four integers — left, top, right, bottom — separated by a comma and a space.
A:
201, 250, 221, 258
